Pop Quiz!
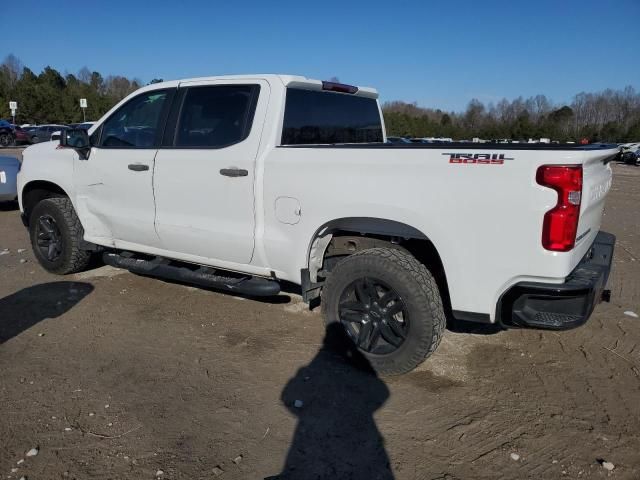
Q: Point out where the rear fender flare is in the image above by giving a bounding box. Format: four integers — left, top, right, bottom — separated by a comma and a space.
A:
306, 217, 429, 282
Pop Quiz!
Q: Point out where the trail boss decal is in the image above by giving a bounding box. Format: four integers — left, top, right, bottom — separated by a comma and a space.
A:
443, 153, 514, 164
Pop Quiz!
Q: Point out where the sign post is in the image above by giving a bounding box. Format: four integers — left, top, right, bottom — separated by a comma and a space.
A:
79, 98, 87, 122
9, 101, 17, 124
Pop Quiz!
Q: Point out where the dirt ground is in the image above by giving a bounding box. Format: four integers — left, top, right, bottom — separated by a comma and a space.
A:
1, 152, 639, 479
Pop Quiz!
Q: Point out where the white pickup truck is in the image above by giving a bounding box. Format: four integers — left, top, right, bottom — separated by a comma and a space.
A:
17, 75, 617, 374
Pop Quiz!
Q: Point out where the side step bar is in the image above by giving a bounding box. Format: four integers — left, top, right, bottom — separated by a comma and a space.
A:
103, 252, 280, 297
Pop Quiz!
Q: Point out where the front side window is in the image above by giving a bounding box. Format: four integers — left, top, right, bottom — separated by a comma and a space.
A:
100, 90, 168, 148
281, 88, 384, 145
174, 85, 259, 148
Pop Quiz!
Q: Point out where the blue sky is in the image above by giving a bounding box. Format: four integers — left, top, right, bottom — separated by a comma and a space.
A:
5, 0, 640, 111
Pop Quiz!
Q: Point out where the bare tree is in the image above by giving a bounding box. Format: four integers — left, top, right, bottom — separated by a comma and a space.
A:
77, 67, 92, 84
1, 54, 23, 87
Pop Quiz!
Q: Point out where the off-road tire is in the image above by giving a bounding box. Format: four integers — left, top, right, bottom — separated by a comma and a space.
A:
322, 247, 446, 375
29, 197, 92, 274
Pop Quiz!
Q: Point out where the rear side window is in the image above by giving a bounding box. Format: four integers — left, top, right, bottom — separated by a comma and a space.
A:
175, 85, 259, 148
281, 88, 383, 145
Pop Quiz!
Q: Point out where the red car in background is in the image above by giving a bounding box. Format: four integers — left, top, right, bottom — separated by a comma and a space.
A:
13, 126, 32, 145
0, 121, 32, 146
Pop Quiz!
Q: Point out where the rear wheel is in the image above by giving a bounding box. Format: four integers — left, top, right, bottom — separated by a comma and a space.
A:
322, 248, 446, 375
29, 197, 92, 274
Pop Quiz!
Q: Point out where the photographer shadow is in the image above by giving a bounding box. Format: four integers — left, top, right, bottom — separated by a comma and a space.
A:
269, 322, 394, 480
0, 281, 94, 344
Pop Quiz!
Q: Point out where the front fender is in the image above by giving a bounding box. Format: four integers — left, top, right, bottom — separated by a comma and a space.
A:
18, 142, 78, 212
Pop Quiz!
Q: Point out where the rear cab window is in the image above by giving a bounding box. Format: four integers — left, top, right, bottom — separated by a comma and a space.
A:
281, 88, 383, 145
174, 85, 260, 148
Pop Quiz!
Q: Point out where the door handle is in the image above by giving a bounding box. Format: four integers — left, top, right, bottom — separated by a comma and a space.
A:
128, 163, 149, 172
220, 167, 248, 177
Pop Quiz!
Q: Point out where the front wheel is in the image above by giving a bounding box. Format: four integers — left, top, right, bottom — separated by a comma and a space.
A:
0, 133, 12, 147
322, 248, 446, 375
29, 197, 92, 274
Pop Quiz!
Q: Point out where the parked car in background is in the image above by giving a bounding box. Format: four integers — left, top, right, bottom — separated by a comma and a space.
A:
0, 156, 20, 202
54, 122, 94, 141
26, 124, 68, 143
69, 122, 95, 130
620, 142, 640, 153
0, 120, 15, 147
13, 126, 32, 145
411, 137, 454, 143
386, 136, 412, 144
51, 127, 69, 142
621, 148, 640, 166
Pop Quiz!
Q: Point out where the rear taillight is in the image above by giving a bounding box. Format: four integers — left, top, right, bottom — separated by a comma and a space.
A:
536, 165, 583, 252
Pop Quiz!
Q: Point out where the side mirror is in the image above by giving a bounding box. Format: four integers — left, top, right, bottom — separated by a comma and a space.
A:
60, 128, 91, 159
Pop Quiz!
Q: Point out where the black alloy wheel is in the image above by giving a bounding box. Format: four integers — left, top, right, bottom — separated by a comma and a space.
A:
35, 214, 64, 262
29, 197, 93, 274
322, 248, 446, 375
338, 277, 409, 355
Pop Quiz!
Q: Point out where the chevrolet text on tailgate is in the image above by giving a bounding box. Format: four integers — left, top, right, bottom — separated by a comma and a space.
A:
17, 75, 617, 375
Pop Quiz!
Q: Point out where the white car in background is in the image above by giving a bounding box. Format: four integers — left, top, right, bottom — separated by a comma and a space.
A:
620, 142, 640, 152
52, 122, 95, 141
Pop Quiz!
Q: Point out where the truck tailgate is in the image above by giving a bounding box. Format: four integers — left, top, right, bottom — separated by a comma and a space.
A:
575, 148, 616, 256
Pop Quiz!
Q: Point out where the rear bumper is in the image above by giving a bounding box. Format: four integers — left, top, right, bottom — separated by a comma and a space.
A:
498, 231, 615, 330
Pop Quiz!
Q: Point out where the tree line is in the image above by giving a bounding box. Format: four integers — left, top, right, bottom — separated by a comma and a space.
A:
383, 86, 640, 142
1, 54, 639, 142
0, 54, 152, 125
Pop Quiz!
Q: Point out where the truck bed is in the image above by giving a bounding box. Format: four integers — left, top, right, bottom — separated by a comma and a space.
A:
265, 141, 617, 319
280, 142, 619, 151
